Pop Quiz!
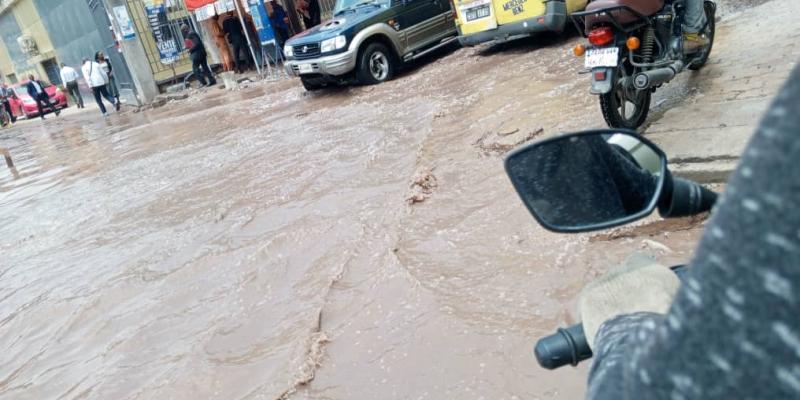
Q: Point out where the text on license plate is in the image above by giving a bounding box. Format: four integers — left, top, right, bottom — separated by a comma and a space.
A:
298, 64, 313, 74
464, 4, 491, 21
584, 48, 619, 69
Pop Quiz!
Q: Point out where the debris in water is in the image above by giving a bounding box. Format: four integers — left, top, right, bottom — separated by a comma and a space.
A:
640, 239, 673, 254
474, 128, 544, 155
406, 168, 438, 205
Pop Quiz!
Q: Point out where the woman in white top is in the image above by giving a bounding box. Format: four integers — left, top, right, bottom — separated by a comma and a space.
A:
81, 57, 119, 116
95, 51, 120, 102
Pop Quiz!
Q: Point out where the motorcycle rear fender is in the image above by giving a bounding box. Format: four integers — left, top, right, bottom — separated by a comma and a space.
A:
590, 67, 615, 95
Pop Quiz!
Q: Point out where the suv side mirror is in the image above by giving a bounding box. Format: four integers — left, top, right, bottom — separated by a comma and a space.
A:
504, 129, 668, 232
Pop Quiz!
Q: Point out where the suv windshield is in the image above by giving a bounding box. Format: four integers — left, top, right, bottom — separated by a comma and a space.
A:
334, 0, 389, 15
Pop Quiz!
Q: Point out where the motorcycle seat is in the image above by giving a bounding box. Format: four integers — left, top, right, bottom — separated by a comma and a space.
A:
584, 0, 665, 28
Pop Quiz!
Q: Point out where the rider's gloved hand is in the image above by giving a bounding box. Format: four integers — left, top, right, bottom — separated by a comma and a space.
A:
579, 252, 680, 349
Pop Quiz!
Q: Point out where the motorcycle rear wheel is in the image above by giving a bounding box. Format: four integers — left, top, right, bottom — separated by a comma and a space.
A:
599, 84, 651, 130
688, 1, 716, 71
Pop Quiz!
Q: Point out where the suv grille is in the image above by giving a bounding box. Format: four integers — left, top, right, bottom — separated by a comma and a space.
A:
292, 43, 321, 59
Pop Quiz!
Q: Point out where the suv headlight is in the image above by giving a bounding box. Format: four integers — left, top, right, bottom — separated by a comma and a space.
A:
284, 44, 293, 58
320, 35, 347, 53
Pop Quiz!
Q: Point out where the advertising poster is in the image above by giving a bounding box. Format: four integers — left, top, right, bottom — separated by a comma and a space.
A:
112, 6, 136, 40
144, 0, 179, 64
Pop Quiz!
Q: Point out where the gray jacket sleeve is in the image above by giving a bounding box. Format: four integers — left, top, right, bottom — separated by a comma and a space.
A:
586, 63, 800, 399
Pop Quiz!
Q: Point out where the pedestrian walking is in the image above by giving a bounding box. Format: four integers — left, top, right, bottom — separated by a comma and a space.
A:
25, 74, 60, 120
81, 58, 119, 116
94, 52, 120, 103
181, 24, 217, 87
222, 12, 247, 73
59, 63, 84, 109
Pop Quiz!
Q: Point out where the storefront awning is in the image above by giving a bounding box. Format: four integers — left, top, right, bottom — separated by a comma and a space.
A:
186, 0, 248, 21
184, 0, 216, 11
186, 0, 242, 11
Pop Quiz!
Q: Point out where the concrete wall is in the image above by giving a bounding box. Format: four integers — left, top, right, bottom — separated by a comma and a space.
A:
0, 10, 27, 80
32, 0, 105, 70
13, 0, 57, 80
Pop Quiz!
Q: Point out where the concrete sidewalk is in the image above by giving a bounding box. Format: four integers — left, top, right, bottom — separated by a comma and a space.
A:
647, 0, 799, 183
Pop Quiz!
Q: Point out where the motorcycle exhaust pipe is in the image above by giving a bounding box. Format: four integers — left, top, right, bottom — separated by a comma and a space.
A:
633, 61, 685, 90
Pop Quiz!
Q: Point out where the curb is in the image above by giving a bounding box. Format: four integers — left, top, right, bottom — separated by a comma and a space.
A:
669, 159, 740, 184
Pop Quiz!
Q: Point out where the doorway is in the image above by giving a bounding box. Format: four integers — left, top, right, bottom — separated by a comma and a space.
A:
41, 58, 61, 85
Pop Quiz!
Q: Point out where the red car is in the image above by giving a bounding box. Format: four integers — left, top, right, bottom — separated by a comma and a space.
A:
6, 81, 68, 119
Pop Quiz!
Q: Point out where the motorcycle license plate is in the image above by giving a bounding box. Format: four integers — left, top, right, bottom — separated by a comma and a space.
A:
585, 48, 619, 69
298, 64, 313, 74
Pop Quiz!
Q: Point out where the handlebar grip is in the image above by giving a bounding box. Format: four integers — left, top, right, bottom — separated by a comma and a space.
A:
534, 265, 689, 370
660, 177, 718, 218
534, 324, 593, 370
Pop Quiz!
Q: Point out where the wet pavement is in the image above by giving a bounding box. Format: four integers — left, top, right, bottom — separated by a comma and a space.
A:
0, 0, 792, 398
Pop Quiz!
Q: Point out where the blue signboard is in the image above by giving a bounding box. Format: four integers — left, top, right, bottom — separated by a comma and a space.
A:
249, 0, 276, 46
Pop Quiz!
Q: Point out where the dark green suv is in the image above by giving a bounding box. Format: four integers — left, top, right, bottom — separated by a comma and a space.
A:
283, 0, 458, 90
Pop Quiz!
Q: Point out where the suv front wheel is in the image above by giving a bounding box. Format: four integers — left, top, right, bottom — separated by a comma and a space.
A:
356, 43, 395, 85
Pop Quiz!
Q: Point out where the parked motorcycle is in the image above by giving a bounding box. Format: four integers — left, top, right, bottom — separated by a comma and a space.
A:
0, 96, 11, 128
570, 0, 716, 129
503, 129, 717, 369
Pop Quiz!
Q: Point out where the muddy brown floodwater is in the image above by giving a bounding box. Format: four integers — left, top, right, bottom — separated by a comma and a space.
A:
0, 23, 717, 400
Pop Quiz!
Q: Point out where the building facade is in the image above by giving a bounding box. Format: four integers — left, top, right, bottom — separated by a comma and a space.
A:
0, 0, 64, 84
0, 0, 217, 105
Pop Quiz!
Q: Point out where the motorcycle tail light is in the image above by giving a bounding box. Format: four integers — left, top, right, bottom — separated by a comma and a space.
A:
588, 27, 614, 46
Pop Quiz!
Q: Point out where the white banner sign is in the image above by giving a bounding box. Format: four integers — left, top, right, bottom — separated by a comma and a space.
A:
195, 4, 217, 21
215, 0, 236, 13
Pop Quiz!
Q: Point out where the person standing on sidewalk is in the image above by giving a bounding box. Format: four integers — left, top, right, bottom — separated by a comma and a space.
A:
81, 58, 119, 116
181, 24, 217, 87
267, 0, 291, 48
59, 63, 84, 109
296, 0, 321, 30
25, 74, 60, 120
94, 52, 120, 104
222, 12, 247, 74
308, 0, 321, 27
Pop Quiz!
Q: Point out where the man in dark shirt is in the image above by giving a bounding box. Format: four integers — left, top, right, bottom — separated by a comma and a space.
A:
222, 13, 248, 74
309, 0, 321, 27
267, 0, 291, 48
181, 24, 217, 87
25, 74, 59, 120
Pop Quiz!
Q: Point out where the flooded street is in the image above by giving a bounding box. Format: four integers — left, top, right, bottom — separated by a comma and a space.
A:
1, 0, 794, 397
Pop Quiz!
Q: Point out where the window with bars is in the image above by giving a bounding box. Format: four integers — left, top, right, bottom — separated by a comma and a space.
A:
126, 0, 194, 82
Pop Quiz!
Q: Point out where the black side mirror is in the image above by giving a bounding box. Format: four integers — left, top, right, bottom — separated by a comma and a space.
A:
504, 129, 668, 232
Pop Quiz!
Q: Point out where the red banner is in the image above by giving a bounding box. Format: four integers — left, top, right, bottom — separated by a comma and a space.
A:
184, 0, 216, 11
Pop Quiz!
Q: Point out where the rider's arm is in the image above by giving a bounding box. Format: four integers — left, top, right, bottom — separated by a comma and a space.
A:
586, 64, 800, 399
